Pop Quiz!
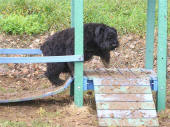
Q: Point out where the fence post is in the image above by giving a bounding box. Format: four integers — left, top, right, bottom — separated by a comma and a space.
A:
157, 0, 167, 111
73, 0, 84, 107
145, 0, 156, 69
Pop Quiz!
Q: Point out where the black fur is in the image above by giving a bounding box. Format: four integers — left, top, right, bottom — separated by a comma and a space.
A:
40, 23, 119, 85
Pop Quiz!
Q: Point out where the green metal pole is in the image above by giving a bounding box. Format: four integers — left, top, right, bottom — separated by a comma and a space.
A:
157, 0, 167, 111
145, 0, 156, 69
70, 0, 75, 97
73, 0, 84, 107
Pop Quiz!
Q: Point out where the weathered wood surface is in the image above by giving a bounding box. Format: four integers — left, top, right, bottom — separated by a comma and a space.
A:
97, 110, 157, 118
85, 68, 156, 79
98, 118, 159, 127
93, 78, 150, 86
95, 94, 153, 102
96, 102, 156, 110
88, 69, 159, 126
95, 86, 151, 94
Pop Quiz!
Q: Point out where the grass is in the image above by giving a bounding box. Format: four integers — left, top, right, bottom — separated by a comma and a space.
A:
0, 86, 6, 92
0, 0, 169, 36
0, 0, 148, 36
0, 0, 71, 35
0, 120, 60, 127
0, 121, 27, 127
84, 0, 147, 35
0, 107, 62, 127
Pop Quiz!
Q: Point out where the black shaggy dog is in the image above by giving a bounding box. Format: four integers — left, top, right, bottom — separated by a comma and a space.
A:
40, 23, 119, 86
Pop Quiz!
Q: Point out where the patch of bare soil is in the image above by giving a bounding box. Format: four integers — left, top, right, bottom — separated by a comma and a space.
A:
0, 33, 169, 127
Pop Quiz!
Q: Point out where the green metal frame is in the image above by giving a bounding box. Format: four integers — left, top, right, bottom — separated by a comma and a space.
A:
145, 0, 167, 111
71, 0, 84, 107
71, 0, 168, 110
145, 0, 156, 69
157, 0, 167, 111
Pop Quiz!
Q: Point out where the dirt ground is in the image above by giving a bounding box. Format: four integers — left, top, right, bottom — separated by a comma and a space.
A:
0, 33, 170, 127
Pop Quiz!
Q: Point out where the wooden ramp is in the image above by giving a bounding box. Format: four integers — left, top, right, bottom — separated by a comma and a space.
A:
86, 69, 159, 127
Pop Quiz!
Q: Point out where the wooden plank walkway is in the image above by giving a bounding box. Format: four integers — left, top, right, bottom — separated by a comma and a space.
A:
86, 69, 159, 127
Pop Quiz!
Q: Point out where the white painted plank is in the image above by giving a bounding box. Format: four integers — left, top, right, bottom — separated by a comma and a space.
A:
96, 102, 156, 110
95, 94, 153, 102
97, 110, 157, 118
93, 78, 150, 86
98, 118, 159, 126
94, 86, 152, 94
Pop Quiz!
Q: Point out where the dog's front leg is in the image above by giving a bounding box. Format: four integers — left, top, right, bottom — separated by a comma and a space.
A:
100, 51, 110, 68
67, 63, 74, 78
67, 62, 87, 78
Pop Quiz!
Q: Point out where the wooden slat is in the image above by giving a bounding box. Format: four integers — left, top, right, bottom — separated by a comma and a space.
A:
118, 70, 148, 79
88, 74, 148, 80
93, 78, 150, 86
0, 55, 83, 63
97, 110, 157, 118
95, 94, 153, 102
98, 118, 159, 126
86, 68, 156, 79
96, 102, 156, 110
95, 86, 151, 94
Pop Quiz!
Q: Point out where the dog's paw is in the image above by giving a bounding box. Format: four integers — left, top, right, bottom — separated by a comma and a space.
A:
101, 59, 110, 68
51, 79, 65, 87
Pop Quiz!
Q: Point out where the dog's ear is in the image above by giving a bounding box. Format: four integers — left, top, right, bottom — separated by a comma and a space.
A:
95, 25, 105, 37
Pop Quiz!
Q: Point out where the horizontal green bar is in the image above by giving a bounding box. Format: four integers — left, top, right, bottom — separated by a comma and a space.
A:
0, 55, 83, 63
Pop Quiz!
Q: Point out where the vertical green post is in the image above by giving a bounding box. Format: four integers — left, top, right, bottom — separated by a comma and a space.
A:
73, 0, 84, 107
157, 0, 167, 111
70, 0, 75, 97
145, 0, 156, 69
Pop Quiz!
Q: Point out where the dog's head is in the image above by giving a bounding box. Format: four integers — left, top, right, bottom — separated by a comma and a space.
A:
94, 24, 119, 51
